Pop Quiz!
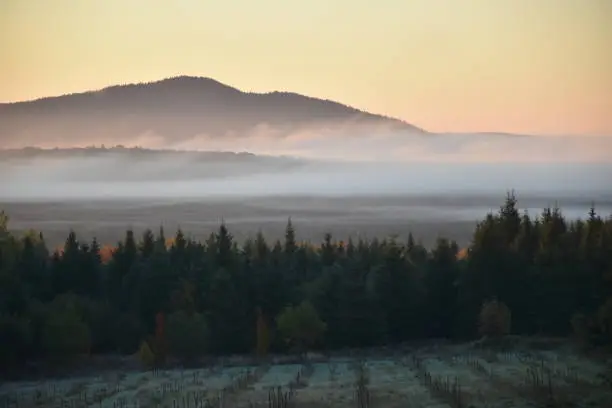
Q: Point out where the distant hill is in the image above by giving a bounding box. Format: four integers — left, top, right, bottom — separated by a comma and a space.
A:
0, 146, 299, 162
0, 76, 423, 148
0, 146, 312, 182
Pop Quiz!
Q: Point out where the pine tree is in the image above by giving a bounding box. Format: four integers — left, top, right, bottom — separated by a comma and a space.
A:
141, 229, 155, 258
284, 217, 297, 254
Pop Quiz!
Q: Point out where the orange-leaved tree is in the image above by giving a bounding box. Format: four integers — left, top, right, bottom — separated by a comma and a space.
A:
256, 307, 270, 358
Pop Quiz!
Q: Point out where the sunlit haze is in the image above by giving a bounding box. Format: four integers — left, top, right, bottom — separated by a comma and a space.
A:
1, 0, 611, 136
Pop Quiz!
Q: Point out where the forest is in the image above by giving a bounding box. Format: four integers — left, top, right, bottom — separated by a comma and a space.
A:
1, 193, 611, 374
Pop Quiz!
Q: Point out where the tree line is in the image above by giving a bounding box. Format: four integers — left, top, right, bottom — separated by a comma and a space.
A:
1, 193, 611, 371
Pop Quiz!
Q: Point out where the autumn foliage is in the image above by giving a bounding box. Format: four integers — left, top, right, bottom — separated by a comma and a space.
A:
137, 341, 156, 369
152, 312, 167, 365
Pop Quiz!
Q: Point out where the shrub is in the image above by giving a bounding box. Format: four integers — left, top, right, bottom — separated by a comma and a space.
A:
597, 298, 612, 341
166, 310, 208, 362
276, 301, 326, 355
0, 314, 31, 367
42, 309, 91, 358
478, 299, 511, 338
570, 312, 591, 346
113, 313, 145, 354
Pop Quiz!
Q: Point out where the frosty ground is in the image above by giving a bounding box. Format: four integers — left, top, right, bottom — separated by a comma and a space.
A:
2, 339, 610, 408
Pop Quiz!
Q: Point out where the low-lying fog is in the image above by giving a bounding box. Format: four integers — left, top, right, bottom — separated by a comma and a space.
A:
0, 129, 610, 212
2, 158, 611, 202
2, 130, 611, 201
2, 129, 611, 245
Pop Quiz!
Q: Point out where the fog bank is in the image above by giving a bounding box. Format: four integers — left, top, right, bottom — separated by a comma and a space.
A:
1, 157, 610, 201
1, 127, 611, 201
160, 128, 612, 164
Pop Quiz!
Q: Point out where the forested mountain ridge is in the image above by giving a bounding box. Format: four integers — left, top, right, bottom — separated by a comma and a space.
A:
1, 193, 611, 373
0, 76, 422, 148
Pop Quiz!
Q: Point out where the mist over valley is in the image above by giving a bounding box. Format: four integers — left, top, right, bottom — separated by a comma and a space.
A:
3, 4, 612, 404
1, 78, 610, 247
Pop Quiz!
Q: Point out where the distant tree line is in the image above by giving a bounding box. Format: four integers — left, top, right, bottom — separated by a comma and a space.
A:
1, 193, 611, 371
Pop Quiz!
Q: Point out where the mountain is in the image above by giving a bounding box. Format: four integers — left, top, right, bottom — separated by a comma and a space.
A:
0, 76, 423, 148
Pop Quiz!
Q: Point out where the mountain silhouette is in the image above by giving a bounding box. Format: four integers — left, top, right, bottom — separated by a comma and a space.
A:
0, 76, 423, 148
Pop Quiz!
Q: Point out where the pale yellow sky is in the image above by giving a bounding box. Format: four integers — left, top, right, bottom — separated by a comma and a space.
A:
1, 0, 611, 136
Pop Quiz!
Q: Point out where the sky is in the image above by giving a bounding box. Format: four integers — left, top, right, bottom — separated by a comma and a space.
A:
1, 0, 611, 136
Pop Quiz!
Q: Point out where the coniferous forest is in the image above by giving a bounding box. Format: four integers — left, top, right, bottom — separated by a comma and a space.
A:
1, 193, 611, 373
